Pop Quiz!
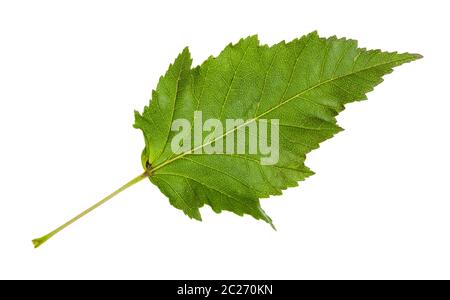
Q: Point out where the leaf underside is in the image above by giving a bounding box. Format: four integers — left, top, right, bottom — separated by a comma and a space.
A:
134, 32, 421, 227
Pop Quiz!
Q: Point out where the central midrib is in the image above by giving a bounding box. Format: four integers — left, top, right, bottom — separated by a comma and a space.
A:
150, 56, 414, 173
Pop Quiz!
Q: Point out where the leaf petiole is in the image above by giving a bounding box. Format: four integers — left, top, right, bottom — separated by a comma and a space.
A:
32, 171, 150, 248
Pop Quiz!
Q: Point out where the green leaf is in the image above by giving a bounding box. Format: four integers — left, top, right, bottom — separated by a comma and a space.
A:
134, 32, 421, 226
32, 32, 421, 248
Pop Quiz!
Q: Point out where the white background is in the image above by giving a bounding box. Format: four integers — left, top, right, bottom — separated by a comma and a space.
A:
0, 0, 448, 280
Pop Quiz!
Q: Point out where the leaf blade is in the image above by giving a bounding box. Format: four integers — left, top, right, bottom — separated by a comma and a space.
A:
135, 32, 421, 225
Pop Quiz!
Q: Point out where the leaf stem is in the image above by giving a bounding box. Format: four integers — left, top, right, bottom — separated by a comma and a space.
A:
32, 171, 150, 248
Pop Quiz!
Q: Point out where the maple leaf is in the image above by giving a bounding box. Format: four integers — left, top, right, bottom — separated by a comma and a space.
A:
33, 32, 421, 247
